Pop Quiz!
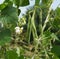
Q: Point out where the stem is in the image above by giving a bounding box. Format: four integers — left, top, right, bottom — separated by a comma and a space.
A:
27, 13, 32, 44
42, 8, 51, 31
0, 10, 1, 15
31, 9, 38, 39
39, 9, 43, 36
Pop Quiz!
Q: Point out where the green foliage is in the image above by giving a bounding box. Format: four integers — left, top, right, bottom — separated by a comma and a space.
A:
0, 5, 18, 30
0, 29, 11, 45
18, 55, 24, 59
11, 0, 29, 7
27, 10, 38, 44
52, 45, 60, 59
52, 8, 60, 29
0, 0, 60, 59
0, 0, 13, 10
5, 50, 18, 59
0, 3, 8, 10
35, 0, 40, 6
42, 0, 52, 6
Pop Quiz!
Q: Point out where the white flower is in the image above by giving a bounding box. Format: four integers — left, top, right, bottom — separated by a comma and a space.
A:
15, 26, 20, 34
15, 26, 23, 34
0, 0, 5, 4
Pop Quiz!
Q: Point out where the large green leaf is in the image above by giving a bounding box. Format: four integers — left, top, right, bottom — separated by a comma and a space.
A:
0, 6, 18, 30
0, 0, 13, 10
52, 45, 60, 58
5, 50, 18, 59
0, 3, 8, 10
0, 29, 11, 45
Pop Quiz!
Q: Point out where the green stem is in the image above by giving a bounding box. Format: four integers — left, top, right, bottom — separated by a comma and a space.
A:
27, 13, 32, 44
39, 9, 43, 36
31, 9, 38, 39
42, 8, 51, 31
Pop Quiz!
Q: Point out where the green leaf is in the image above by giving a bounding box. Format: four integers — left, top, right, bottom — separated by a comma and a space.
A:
0, 6, 18, 30
42, 31, 52, 46
52, 45, 60, 58
12, 0, 29, 7
18, 55, 24, 59
0, 29, 11, 45
0, 3, 8, 10
5, 50, 18, 59
53, 55, 59, 59
51, 33, 59, 40
44, 30, 51, 37
53, 19, 60, 29
35, 0, 40, 6
42, 0, 52, 6
34, 55, 40, 59
0, 0, 13, 10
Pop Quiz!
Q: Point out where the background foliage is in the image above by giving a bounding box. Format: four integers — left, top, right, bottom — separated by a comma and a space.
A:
0, 0, 60, 59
